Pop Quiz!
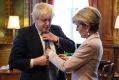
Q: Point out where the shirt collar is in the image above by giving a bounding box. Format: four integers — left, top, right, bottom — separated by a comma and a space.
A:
35, 23, 42, 35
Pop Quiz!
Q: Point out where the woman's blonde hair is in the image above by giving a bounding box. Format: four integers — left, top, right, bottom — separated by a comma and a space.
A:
31, 3, 53, 21
72, 6, 101, 32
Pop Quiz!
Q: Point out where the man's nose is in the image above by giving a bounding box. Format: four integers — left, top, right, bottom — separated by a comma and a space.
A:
46, 20, 50, 25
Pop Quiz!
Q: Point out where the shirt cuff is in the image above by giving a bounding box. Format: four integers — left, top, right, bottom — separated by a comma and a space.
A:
30, 59, 34, 68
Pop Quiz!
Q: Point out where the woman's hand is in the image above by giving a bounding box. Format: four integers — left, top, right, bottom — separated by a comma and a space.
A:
45, 49, 54, 56
58, 54, 69, 61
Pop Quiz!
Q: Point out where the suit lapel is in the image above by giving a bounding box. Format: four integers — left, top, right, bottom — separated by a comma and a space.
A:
29, 24, 44, 55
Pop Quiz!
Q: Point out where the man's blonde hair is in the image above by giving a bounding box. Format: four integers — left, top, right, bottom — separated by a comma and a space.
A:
31, 3, 53, 22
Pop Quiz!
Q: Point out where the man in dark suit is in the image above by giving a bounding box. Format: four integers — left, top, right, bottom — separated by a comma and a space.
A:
9, 3, 75, 80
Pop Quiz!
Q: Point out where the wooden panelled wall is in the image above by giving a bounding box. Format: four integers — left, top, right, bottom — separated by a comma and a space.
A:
0, 0, 117, 66
97, 0, 115, 61
0, 44, 11, 66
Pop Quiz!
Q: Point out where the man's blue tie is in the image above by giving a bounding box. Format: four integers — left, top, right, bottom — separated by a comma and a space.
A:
44, 40, 50, 49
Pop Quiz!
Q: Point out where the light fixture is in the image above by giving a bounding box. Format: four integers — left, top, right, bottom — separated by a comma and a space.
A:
113, 16, 119, 45
8, 16, 20, 39
115, 16, 119, 28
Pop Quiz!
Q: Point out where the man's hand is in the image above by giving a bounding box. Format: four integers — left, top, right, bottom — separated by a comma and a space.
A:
33, 55, 48, 66
42, 32, 59, 42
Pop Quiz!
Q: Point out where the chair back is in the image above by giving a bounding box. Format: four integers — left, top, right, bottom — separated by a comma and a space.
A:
98, 60, 115, 80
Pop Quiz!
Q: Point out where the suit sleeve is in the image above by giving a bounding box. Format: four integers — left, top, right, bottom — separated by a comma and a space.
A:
49, 44, 96, 72
9, 29, 31, 71
51, 25, 75, 53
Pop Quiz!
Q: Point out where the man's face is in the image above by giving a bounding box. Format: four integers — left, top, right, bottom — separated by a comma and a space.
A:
35, 16, 52, 33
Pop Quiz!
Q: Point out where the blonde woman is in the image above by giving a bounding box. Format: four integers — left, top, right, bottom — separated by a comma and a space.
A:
46, 7, 103, 80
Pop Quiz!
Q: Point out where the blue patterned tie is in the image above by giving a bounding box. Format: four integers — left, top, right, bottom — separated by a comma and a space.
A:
44, 40, 50, 49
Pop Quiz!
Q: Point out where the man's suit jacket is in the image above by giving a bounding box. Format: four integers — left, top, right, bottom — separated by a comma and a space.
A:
9, 24, 75, 80
49, 33, 103, 80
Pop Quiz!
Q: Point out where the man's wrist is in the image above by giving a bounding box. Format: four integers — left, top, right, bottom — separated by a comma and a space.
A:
55, 37, 59, 46
55, 36, 59, 42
